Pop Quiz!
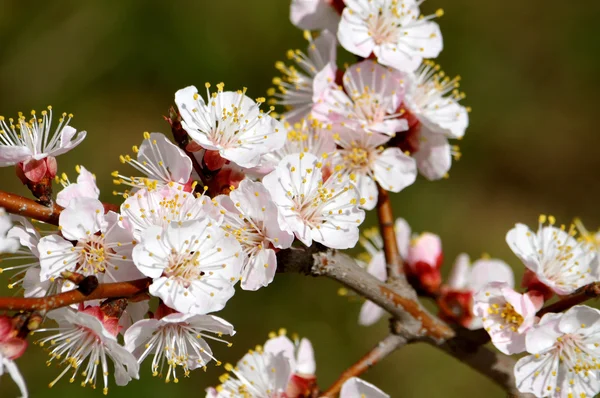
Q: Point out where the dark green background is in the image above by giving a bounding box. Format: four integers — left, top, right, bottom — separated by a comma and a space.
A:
1, 0, 599, 396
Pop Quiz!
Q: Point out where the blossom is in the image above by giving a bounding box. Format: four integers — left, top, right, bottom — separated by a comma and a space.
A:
403, 61, 469, 139
290, 0, 343, 32
473, 282, 543, 354
112, 132, 193, 195
56, 165, 100, 207
38, 198, 138, 283
514, 305, 600, 398
120, 186, 210, 241
340, 377, 389, 398
330, 128, 416, 210
440, 253, 515, 329
213, 179, 294, 290
256, 118, 335, 175
263, 329, 316, 376
506, 216, 599, 295
207, 344, 292, 398
263, 153, 365, 249
0, 209, 19, 254
132, 218, 243, 315
124, 307, 234, 382
315, 60, 407, 136
358, 251, 387, 326
337, 0, 443, 73
175, 84, 286, 168
35, 307, 139, 394
0, 107, 86, 182
0, 316, 28, 398
270, 30, 337, 123
1, 216, 42, 289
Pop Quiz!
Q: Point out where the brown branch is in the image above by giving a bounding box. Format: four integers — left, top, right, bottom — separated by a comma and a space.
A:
0, 278, 151, 312
376, 185, 403, 279
538, 282, 600, 317
0, 189, 63, 225
321, 334, 407, 397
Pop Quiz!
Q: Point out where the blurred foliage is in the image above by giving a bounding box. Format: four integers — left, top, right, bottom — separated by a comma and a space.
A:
1, 0, 599, 397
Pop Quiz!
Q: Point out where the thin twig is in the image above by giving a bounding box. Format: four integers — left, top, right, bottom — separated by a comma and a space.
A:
376, 185, 403, 279
321, 334, 407, 397
538, 282, 600, 317
0, 278, 151, 312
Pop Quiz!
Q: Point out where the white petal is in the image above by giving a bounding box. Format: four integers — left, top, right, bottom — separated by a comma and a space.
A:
340, 377, 389, 398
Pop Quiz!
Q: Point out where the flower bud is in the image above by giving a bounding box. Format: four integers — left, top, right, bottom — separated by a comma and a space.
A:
404, 232, 443, 294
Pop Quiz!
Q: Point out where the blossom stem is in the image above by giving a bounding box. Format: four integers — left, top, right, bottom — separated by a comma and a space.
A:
0, 278, 151, 311
375, 185, 404, 279
537, 282, 600, 317
320, 334, 407, 397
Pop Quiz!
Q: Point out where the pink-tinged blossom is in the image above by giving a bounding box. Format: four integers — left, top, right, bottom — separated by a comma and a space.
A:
315, 60, 407, 136
403, 61, 469, 139
290, 0, 343, 32
473, 282, 543, 355
1, 216, 43, 289
112, 132, 193, 194
35, 307, 139, 394
175, 84, 286, 168
207, 343, 292, 398
0, 209, 20, 254
120, 186, 211, 241
132, 219, 243, 315
213, 179, 294, 291
56, 165, 100, 207
514, 306, 600, 398
0, 316, 28, 398
270, 30, 337, 123
262, 153, 365, 249
440, 254, 515, 329
255, 119, 335, 176
0, 108, 86, 182
340, 377, 390, 398
337, 0, 443, 73
124, 309, 234, 382
506, 217, 599, 295
330, 128, 416, 210
38, 198, 139, 283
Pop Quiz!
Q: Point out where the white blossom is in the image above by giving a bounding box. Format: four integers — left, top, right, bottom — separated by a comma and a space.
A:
175, 84, 285, 168
0, 209, 19, 254
340, 377, 389, 398
290, 0, 342, 32
132, 219, 243, 315
263, 152, 365, 249
337, 0, 443, 73
55, 165, 100, 208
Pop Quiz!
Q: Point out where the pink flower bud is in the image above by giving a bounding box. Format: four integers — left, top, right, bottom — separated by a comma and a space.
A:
404, 232, 443, 294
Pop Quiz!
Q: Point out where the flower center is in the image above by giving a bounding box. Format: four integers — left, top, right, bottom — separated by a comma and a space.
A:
165, 251, 202, 284
367, 11, 399, 46
488, 302, 523, 332
343, 146, 371, 171
77, 235, 110, 275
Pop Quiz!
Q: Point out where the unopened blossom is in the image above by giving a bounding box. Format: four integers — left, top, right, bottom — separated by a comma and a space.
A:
515, 305, 600, 398
175, 84, 286, 168
120, 186, 211, 241
0, 316, 28, 398
440, 253, 515, 330
403, 61, 469, 139
56, 165, 100, 207
0, 108, 86, 182
35, 307, 139, 394
256, 118, 335, 175
263, 153, 365, 249
124, 307, 234, 382
315, 60, 407, 136
38, 198, 138, 283
207, 344, 292, 397
213, 179, 294, 290
337, 0, 443, 73
270, 30, 337, 123
506, 216, 599, 295
0, 209, 19, 254
473, 282, 543, 354
290, 0, 343, 32
340, 377, 390, 398
132, 219, 243, 315
112, 132, 193, 195
330, 128, 416, 210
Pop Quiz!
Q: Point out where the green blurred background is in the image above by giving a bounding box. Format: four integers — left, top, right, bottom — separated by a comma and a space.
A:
1, 0, 600, 396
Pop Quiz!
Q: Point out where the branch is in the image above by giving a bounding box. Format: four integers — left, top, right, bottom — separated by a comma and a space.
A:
321, 334, 407, 397
538, 282, 600, 317
0, 278, 151, 312
376, 186, 403, 279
